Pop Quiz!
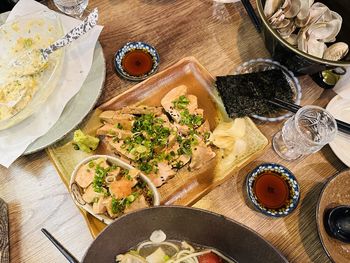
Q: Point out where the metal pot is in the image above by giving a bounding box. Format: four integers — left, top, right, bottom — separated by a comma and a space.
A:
256, 0, 350, 77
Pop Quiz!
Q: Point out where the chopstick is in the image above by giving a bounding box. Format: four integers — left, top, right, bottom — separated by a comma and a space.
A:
268, 98, 350, 135
241, 0, 262, 33
41, 229, 80, 263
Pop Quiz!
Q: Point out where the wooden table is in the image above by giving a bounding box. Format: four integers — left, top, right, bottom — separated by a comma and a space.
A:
0, 0, 347, 262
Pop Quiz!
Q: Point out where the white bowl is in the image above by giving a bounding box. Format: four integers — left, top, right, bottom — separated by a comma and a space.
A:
69, 155, 161, 224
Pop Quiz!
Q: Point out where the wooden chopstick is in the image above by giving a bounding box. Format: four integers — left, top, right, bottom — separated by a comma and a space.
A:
241, 0, 261, 33
268, 98, 350, 135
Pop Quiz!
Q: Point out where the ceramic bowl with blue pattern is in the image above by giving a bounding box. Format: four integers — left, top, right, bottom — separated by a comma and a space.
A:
114, 41, 159, 81
246, 163, 300, 217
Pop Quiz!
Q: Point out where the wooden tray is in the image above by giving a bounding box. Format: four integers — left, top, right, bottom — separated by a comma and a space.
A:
47, 57, 268, 237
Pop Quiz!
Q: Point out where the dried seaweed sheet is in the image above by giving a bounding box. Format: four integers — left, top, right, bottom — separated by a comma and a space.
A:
216, 69, 293, 117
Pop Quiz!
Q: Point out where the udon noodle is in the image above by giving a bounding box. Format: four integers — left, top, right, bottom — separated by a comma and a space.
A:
116, 230, 236, 263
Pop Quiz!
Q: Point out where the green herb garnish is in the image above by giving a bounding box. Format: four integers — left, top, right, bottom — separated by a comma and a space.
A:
121, 114, 173, 174
179, 109, 204, 128
88, 161, 95, 168
93, 165, 108, 193
111, 197, 124, 214
172, 95, 190, 110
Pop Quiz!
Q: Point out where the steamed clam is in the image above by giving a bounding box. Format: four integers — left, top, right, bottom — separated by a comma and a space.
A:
323, 42, 349, 61
264, 0, 349, 61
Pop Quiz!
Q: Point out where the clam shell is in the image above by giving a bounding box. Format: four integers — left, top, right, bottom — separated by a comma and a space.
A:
297, 27, 309, 52
284, 33, 298, 46
307, 22, 338, 43
278, 21, 295, 37
283, 0, 301, 19
295, 12, 311, 27
323, 42, 349, 61
307, 38, 327, 58
305, 2, 328, 26
264, 0, 283, 18
275, 18, 292, 29
269, 10, 286, 27
330, 11, 343, 38
297, 0, 311, 21
268, 8, 284, 21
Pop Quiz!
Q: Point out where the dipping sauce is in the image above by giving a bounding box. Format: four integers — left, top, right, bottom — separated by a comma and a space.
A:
253, 171, 290, 209
121, 50, 153, 77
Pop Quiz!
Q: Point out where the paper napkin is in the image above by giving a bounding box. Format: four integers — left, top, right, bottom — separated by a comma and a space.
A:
0, 0, 103, 168
334, 68, 350, 99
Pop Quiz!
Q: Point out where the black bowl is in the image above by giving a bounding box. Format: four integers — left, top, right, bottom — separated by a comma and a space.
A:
81, 206, 288, 263
256, 0, 350, 76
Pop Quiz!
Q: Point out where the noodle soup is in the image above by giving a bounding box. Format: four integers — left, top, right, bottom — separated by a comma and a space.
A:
116, 230, 237, 263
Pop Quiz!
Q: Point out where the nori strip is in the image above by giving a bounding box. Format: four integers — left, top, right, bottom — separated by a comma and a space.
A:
216, 69, 294, 117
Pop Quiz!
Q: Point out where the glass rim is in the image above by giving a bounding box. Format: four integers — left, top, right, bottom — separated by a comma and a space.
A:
294, 105, 338, 146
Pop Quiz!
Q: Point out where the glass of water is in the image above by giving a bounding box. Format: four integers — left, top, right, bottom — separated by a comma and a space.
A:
53, 0, 89, 18
273, 105, 337, 160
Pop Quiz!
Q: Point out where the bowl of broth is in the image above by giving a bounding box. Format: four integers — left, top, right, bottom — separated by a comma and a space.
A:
81, 206, 288, 262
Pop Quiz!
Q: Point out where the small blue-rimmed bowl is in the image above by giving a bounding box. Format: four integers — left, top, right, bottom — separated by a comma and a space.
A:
114, 41, 160, 81
246, 163, 300, 217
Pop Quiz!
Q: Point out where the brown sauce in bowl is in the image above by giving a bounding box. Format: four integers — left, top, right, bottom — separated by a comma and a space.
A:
122, 50, 153, 76
253, 171, 290, 209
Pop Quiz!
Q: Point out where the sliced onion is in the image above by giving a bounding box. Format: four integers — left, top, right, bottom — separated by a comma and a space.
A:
150, 230, 166, 243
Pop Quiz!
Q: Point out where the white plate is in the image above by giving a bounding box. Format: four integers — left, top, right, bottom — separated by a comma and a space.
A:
326, 95, 350, 167
0, 12, 106, 155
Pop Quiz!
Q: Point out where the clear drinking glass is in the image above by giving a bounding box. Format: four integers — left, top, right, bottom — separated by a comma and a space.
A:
273, 105, 338, 160
53, 0, 89, 18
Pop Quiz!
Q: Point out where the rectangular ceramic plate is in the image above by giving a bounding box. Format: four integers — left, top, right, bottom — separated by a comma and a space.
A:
47, 57, 268, 237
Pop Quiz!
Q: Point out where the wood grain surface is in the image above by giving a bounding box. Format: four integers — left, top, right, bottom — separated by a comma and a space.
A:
0, 0, 348, 262
0, 198, 9, 263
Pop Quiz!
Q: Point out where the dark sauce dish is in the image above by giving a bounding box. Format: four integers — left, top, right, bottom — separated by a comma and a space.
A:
325, 206, 350, 243
114, 42, 160, 81
246, 163, 300, 217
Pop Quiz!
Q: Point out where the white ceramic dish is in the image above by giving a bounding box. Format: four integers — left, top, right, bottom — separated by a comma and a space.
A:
69, 155, 161, 224
24, 41, 105, 155
0, 10, 65, 130
326, 95, 350, 167
0, 11, 105, 154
